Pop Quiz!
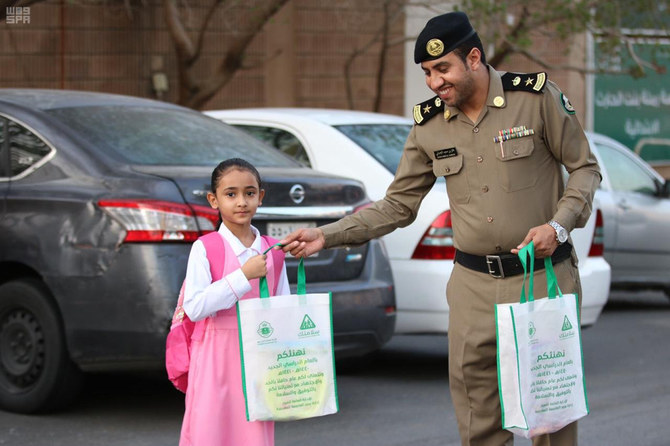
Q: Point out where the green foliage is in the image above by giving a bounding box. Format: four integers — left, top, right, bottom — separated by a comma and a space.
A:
456, 0, 667, 76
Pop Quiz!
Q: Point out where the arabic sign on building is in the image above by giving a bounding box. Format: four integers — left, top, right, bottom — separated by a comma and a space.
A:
593, 40, 670, 162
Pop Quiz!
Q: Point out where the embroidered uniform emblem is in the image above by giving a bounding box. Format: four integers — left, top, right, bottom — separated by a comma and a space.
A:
561, 93, 576, 114
413, 105, 423, 124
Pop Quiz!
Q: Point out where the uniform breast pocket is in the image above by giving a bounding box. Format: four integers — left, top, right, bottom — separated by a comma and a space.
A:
432, 155, 470, 204
494, 138, 538, 192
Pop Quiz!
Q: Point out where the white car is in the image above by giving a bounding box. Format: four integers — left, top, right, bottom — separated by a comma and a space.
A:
587, 132, 670, 297
206, 108, 611, 329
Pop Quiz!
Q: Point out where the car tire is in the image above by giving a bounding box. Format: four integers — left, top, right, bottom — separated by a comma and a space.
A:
0, 278, 82, 413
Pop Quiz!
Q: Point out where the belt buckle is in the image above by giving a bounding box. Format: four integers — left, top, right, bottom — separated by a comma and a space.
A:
485, 255, 505, 279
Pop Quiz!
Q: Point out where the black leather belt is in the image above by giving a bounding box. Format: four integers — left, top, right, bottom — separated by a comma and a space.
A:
454, 243, 572, 279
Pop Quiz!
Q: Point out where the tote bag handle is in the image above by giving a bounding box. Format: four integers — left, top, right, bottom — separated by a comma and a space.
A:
518, 242, 563, 303
259, 243, 306, 298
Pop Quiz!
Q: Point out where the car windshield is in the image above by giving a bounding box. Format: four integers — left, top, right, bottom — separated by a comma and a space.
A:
334, 124, 412, 173
46, 106, 298, 167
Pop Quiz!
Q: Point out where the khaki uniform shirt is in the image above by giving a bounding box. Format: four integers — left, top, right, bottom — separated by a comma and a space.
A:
321, 66, 601, 256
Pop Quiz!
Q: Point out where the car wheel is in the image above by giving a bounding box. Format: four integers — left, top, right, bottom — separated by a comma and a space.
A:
0, 279, 82, 413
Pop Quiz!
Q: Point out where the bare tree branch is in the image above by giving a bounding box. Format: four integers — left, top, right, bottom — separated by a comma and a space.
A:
511, 41, 662, 76
193, 0, 224, 60
343, 0, 405, 110
164, 0, 196, 63
179, 0, 291, 109
487, 6, 531, 67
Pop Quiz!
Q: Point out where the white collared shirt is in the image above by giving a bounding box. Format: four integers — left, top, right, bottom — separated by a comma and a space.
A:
182, 224, 290, 321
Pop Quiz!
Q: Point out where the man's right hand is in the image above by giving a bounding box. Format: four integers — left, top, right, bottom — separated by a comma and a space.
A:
279, 228, 325, 258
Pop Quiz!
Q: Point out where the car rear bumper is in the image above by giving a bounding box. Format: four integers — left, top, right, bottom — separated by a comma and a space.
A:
390, 258, 451, 334
578, 256, 611, 327
390, 254, 610, 333
51, 240, 395, 370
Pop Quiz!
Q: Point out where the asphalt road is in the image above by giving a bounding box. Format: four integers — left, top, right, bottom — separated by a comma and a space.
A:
0, 290, 668, 446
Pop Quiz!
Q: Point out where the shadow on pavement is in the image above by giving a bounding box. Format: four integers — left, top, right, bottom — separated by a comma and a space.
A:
337, 334, 449, 382
603, 290, 669, 311
65, 370, 184, 416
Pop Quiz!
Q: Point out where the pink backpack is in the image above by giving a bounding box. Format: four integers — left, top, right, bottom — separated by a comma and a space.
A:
165, 232, 284, 393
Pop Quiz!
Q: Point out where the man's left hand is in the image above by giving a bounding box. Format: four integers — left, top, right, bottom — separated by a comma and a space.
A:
511, 224, 558, 257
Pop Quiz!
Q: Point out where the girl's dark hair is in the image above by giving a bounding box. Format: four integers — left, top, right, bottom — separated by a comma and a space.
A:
210, 158, 262, 193
210, 158, 262, 229
453, 33, 487, 66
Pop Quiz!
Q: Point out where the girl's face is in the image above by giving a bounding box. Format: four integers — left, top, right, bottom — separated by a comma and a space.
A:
207, 168, 264, 230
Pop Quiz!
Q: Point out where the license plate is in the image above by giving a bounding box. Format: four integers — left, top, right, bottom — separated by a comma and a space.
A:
266, 221, 317, 240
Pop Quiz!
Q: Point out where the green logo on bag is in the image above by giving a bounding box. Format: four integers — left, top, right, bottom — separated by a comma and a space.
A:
300, 314, 317, 330
298, 314, 320, 338
528, 322, 537, 338
257, 321, 274, 338
562, 316, 573, 331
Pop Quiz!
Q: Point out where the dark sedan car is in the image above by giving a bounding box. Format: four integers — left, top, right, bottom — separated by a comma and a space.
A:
0, 89, 395, 413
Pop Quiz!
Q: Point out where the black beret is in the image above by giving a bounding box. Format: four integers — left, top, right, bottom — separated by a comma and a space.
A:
414, 11, 477, 64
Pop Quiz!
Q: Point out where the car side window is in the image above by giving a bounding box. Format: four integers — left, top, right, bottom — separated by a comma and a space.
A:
596, 141, 657, 195
7, 120, 52, 178
233, 125, 311, 167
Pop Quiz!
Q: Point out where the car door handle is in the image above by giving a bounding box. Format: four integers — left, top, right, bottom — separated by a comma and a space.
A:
617, 200, 630, 211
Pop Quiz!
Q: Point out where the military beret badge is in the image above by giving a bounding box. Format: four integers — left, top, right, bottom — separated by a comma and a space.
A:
426, 39, 444, 57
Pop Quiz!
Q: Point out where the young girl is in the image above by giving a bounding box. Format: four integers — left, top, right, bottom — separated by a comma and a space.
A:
179, 158, 289, 446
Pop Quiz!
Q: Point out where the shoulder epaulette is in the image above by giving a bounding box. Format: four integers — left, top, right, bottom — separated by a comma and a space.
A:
413, 96, 444, 125
501, 72, 547, 94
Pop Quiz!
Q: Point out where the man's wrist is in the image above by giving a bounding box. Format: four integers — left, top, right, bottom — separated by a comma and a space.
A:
548, 220, 568, 244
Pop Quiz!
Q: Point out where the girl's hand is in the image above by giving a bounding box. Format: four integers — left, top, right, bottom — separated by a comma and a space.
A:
242, 254, 267, 280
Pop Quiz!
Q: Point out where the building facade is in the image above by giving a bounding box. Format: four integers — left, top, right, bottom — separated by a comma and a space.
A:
1, 0, 591, 123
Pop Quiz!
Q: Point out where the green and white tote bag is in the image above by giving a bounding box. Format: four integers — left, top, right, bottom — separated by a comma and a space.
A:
237, 251, 338, 421
495, 242, 589, 438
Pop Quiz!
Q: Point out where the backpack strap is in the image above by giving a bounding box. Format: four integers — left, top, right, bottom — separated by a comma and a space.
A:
189, 232, 226, 340
200, 231, 226, 281
201, 232, 284, 293
199, 232, 284, 294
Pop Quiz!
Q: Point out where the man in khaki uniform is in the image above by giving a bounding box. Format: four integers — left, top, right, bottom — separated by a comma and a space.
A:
280, 11, 601, 446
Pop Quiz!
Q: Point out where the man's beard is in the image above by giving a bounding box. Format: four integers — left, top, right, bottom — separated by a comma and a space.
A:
446, 68, 475, 109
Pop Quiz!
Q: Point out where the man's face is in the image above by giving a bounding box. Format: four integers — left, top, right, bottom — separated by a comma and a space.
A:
421, 50, 475, 109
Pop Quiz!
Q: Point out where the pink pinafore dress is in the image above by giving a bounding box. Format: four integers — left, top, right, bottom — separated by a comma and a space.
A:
179, 236, 279, 446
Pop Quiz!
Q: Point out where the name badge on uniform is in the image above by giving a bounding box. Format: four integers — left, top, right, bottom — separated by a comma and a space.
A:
434, 147, 458, 159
